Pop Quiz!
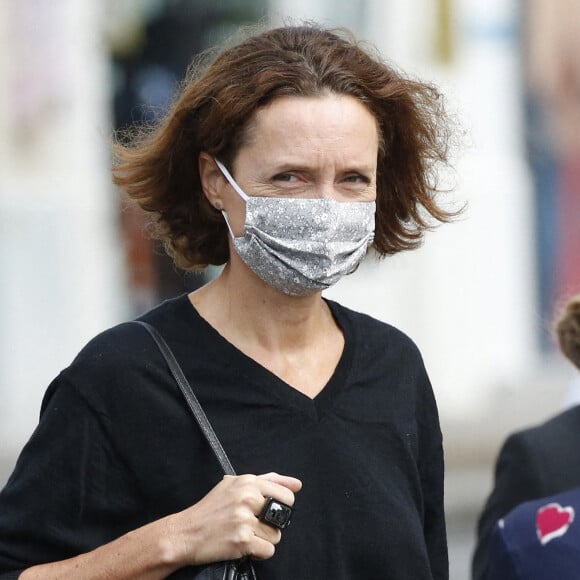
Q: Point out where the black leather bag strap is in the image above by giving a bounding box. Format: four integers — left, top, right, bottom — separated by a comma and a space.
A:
133, 320, 236, 477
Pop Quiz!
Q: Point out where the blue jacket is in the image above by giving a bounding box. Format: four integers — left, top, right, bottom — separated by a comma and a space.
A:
485, 486, 580, 579
473, 405, 580, 580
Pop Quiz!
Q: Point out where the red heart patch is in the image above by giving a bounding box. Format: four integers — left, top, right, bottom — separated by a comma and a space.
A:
536, 502, 575, 545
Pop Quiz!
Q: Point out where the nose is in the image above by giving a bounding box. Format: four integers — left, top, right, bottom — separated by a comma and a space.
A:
314, 182, 337, 199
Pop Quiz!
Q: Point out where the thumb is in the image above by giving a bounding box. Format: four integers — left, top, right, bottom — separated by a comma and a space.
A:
258, 472, 303, 493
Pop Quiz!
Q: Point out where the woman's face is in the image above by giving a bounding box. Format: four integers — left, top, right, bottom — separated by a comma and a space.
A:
219, 93, 379, 236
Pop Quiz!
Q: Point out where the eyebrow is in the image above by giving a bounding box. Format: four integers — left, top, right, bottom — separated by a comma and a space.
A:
269, 162, 376, 175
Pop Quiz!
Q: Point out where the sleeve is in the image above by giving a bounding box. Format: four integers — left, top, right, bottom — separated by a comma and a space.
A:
417, 370, 448, 580
472, 432, 545, 580
0, 373, 144, 573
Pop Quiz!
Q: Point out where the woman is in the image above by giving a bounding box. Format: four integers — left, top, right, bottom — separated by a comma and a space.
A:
0, 24, 454, 579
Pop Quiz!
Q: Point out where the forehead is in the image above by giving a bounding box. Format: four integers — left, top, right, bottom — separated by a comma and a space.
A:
239, 94, 379, 159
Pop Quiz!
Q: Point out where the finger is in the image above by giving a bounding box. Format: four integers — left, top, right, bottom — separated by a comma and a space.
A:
253, 521, 283, 545
257, 472, 303, 493
247, 535, 277, 561
255, 480, 297, 508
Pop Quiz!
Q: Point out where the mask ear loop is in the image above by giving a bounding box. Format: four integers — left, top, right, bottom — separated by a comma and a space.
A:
214, 159, 248, 238
215, 159, 249, 201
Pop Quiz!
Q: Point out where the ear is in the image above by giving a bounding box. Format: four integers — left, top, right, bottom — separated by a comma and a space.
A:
198, 152, 225, 210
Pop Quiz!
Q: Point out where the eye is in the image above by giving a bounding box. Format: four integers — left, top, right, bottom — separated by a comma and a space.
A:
272, 173, 298, 183
343, 174, 370, 184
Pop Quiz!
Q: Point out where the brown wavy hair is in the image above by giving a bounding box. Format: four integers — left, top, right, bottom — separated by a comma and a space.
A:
555, 294, 580, 369
113, 24, 458, 269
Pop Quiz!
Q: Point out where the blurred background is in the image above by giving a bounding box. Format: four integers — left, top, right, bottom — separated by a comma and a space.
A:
1, 0, 579, 577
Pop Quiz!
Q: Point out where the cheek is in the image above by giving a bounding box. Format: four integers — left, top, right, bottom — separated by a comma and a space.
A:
366, 184, 378, 202
228, 213, 245, 237
224, 195, 247, 237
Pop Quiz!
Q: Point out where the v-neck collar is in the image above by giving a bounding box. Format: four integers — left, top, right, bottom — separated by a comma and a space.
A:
180, 295, 355, 419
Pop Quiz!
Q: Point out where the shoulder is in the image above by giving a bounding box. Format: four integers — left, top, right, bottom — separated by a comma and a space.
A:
532, 405, 580, 437
494, 405, 580, 497
45, 295, 194, 404
504, 405, 580, 452
71, 296, 186, 366
327, 299, 422, 359
328, 300, 434, 417
76, 294, 191, 357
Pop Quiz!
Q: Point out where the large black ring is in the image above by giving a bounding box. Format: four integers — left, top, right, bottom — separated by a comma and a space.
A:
259, 497, 293, 530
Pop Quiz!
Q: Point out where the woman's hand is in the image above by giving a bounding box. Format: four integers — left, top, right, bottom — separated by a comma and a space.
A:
165, 472, 302, 567
19, 472, 301, 579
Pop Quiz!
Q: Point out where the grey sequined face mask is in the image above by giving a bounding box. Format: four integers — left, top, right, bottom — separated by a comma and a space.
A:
215, 160, 376, 297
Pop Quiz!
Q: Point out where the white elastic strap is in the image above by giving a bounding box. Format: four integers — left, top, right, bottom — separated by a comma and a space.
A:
221, 210, 237, 238
215, 159, 249, 201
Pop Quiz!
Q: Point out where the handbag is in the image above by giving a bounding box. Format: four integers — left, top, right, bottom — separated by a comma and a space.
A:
135, 321, 258, 580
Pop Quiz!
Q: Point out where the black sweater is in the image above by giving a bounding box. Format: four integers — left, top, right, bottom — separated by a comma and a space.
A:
0, 295, 447, 579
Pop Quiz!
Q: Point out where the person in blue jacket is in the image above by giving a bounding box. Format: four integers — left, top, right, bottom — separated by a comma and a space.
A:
474, 293, 580, 579
485, 486, 580, 580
